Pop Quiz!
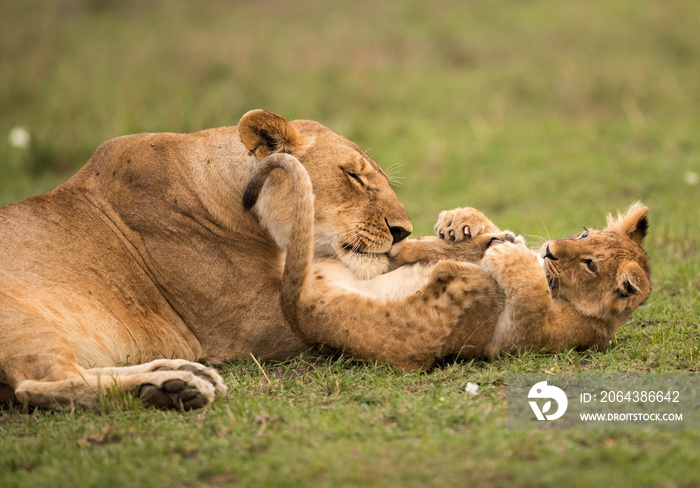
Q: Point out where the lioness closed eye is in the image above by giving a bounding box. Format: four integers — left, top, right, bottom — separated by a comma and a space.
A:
244, 154, 651, 371
0, 110, 413, 409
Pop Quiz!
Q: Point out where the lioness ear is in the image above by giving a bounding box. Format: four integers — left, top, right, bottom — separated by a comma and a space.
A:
605, 202, 649, 247
239, 109, 312, 159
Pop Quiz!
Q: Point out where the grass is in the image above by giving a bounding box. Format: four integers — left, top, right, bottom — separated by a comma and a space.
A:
1, 0, 699, 486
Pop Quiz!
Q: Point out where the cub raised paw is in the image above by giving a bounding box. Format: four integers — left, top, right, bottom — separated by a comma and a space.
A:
434, 207, 501, 242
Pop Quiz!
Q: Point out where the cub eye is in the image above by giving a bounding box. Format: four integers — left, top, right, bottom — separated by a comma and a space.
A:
346, 171, 365, 187
579, 228, 588, 239
582, 259, 597, 273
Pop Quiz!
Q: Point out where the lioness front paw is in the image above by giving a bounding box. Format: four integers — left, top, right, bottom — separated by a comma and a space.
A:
434, 207, 500, 242
136, 360, 228, 410
139, 377, 214, 410
147, 359, 227, 396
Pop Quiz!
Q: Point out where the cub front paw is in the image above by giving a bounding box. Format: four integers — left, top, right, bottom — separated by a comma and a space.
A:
481, 241, 538, 282
434, 207, 500, 242
483, 231, 517, 248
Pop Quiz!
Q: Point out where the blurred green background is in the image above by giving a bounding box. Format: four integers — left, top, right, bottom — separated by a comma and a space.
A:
3, 0, 698, 232
1, 1, 699, 487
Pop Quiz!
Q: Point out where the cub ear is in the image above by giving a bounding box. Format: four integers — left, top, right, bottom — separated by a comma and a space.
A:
239, 109, 312, 159
615, 261, 650, 309
605, 202, 649, 247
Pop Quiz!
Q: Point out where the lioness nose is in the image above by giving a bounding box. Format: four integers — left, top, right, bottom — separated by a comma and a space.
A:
389, 225, 411, 244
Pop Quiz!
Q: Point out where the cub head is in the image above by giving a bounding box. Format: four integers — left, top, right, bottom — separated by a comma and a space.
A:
239, 109, 412, 279
540, 203, 651, 326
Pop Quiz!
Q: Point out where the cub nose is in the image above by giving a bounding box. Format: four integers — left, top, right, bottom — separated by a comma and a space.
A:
389, 225, 411, 245
543, 243, 558, 261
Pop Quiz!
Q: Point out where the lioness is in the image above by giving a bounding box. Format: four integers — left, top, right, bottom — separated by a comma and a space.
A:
0, 110, 414, 409
244, 154, 651, 371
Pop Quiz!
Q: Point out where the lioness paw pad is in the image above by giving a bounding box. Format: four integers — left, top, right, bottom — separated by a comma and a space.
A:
136, 365, 221, 410
139, 379, 211, 410
148, 360, 227, 395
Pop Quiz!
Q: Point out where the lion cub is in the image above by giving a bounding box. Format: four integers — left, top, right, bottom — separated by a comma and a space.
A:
244, 154, 651, 370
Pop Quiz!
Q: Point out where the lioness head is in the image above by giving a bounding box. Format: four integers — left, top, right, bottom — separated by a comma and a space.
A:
541, 203, 651, 323
239, 110, 412, 279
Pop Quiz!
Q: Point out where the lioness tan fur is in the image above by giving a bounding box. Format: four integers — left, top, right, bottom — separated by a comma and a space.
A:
0, 110, 413, 409
244, 154, 651, 371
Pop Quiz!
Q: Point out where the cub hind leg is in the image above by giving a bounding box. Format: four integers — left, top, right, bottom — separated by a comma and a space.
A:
293, 260, 498, 371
